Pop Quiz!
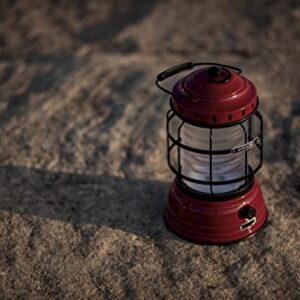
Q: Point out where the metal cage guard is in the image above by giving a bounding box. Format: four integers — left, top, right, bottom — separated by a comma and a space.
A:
166, 106, 263, 196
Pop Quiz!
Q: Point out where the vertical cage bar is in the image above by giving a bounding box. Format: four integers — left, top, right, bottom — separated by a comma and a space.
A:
166, 109, 174, 170
240, 123, 248, 177
249, 115, 252, 140
259, 112, 264, 166
209, 128, 214, 195
177, 121, 184, 175
248, 115, 252, 176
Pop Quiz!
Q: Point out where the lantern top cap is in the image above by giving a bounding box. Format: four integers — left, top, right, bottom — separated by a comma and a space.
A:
156, 62, 258, 126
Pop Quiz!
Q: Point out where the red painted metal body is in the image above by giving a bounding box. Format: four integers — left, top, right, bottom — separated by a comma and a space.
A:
156, 62, 268, 244
165, 178, 268, 244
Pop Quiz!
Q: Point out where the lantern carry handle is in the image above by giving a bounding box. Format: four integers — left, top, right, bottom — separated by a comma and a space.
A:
156, 62, 242, 96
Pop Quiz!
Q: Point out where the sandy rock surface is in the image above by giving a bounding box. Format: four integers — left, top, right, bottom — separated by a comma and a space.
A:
0, 0, 299, 299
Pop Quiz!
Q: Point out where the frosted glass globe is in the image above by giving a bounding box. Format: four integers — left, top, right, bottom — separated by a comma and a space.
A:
181, 122, 248, 194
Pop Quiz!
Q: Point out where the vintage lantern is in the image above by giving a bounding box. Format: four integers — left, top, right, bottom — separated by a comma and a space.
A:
156, 62, 268, 244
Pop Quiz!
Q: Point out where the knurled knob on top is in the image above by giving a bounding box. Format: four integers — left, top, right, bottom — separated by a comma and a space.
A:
207, 66, 231, 83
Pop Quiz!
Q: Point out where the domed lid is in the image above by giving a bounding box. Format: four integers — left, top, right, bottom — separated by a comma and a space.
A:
171, 65, 258, 126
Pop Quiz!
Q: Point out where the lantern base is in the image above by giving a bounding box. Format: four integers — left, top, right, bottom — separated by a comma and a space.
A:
164, 178, 268, 244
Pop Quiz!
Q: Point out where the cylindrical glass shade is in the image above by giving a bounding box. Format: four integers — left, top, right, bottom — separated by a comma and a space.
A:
181, 122, 248, 194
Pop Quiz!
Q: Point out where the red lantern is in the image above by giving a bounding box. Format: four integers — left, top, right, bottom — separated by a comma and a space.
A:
156, 62, 268, 244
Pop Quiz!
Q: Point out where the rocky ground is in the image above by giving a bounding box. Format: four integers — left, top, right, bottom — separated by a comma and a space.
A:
0, 0, 299, 299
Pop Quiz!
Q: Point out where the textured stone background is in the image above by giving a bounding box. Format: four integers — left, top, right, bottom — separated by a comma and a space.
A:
0, 0, 299, 299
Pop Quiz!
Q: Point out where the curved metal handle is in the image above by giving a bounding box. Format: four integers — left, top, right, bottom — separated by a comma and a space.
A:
155, 62, 242, 95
